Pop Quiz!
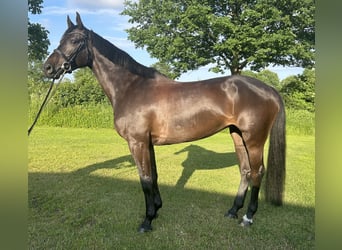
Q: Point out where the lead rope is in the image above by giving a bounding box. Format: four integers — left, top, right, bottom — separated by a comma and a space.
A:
28, 70, 66, 136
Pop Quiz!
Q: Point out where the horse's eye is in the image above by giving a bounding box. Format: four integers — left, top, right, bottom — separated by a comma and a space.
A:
70, 39, 78, 45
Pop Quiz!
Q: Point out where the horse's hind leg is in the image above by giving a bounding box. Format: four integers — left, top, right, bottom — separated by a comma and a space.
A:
240, 144, 265, 227
225, 126, 250, 219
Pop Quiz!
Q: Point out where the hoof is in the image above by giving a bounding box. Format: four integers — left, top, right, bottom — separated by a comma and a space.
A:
225, 212, 238, 219
239, 220, 252, 227
138, 222, 152, 233
239, 215, 253, 227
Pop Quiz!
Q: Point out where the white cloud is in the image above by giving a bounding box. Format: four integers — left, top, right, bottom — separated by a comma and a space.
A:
43, 6, 74, 15
68, 0, 125, 10
43, 6, 121, 16
42, 0, 126, 16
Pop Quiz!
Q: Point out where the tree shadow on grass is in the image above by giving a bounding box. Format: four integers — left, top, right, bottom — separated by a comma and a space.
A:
74, 154, 135, 175
174, 144, 238, 188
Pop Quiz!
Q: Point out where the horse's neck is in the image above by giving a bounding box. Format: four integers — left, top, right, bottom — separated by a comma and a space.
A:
88, 32, 159, 107
89, 46, 135, 108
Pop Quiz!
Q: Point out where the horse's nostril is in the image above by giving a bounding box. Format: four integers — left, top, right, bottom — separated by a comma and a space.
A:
62, 62, 71, 71
44, 63, 54, 74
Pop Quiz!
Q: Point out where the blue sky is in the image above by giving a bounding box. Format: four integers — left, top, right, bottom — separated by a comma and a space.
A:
29, 0, 303, 81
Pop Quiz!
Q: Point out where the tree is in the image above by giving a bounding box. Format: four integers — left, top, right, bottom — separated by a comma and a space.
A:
150, 61, 178, 79
28, 0, 51, 102
242, 69, 280, 90
122, 0, 314, 77
280, 68, 315, 111
28, 0, 50, 61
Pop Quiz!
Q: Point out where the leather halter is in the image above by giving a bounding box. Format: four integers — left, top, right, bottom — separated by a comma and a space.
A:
53, 31, 92, 73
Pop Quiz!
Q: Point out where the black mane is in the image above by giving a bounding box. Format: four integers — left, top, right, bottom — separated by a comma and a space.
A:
90, 31, 160, 79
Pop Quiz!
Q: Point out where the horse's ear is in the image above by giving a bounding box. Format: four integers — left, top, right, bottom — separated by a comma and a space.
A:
67, 15, 74, 28
76, 12, 84, 29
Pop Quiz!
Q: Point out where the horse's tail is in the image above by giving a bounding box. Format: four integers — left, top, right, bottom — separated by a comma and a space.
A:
265, 94, 286, 206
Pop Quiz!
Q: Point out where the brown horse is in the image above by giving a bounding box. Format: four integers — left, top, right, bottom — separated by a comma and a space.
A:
43, 13, 286, 232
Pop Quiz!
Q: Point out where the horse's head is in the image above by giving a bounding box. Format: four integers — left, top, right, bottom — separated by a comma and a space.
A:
43, 12, 92, 79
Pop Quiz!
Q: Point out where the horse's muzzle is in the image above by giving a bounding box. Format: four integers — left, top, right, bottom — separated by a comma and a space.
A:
43, 62, 71, 79
43, 63, 54, 78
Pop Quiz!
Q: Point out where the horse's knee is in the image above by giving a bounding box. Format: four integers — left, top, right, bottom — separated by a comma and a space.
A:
251, 165, 265, 186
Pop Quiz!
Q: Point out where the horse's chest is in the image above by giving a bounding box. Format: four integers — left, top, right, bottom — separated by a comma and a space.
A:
114, 111, 151, 141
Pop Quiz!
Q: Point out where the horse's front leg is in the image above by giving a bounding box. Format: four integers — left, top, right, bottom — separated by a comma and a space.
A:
128, 139, 162, 232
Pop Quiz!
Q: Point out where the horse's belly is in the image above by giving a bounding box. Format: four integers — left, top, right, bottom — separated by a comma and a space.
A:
151, 115, 229, 145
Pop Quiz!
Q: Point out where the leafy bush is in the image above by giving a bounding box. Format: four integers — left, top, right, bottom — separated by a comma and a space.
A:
51, 68, 108, 107
29, 101, 113, 129
242, 69, 281, 90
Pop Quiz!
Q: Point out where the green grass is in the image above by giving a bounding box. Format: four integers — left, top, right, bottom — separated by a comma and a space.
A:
28, 127, 314, 249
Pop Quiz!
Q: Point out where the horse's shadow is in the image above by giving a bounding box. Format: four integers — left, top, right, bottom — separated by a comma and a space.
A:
75, 144, 238, 189
174, 144, 238, 188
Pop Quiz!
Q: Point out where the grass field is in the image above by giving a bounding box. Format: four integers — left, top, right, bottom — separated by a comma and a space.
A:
28, 127, 314, 249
